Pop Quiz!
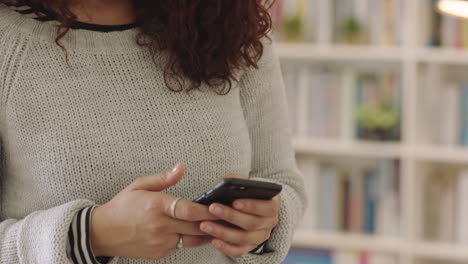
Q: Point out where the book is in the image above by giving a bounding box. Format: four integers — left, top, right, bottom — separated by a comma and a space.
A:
311, 159, 401, 235
375, 159, 400, 237
318, 166, 340, 231
348, 170, 365, 233
424, 167, 464, 243
456, 169, 468, 244
333, 249, 360, 264
383, 0, 396, 45
282, 63, 300, 137
421, 64, 443, 144
282, 247, 333, 264
460, 84, 468, 146
332, 250, 398, 264
438, 83, 461, 146
297, 158, 319, 230
296, 66, 310, 137
424, 172, 440, 241
340, 69, 357, 141
439, 173, 456, 242
368, 0, 385, 45
441, 14, 458, 48
341, 173, 351, 231
280, 67, 401, 142
364, 169, 378, 233
429, 0, 442, 46
367, 253, 398, 264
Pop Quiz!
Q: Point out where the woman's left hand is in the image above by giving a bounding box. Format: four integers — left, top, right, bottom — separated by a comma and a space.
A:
199, 185, 280, 258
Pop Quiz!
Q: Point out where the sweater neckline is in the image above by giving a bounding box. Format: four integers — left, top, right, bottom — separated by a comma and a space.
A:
71, 20, 137, 32
0, 3, 149, 54
20, 0, 138, 32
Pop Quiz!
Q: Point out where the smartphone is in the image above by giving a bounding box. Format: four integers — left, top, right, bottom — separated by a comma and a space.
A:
193, 178, 282, 206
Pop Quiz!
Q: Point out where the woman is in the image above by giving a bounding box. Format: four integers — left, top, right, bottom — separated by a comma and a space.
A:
0, 0, 307, 263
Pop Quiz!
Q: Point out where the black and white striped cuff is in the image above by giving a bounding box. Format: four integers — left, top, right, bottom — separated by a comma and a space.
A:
249, 240, 268, 254
67, 205, 113, 264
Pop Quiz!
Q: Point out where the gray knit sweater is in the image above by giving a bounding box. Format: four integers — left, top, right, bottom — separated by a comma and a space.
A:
0, 4, 307, 264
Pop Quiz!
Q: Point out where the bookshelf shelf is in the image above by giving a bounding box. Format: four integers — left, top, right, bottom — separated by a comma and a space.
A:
293, 138, 404, 159
292, 231, 403, 254
275, 43, 404, 63
292, 232, 468, 262
413, 145, 468, 164
276, 44, 468, 65
275, 43, 468, 65
417, 48, 468, 65
411, 241, 468, 262
278, 0, 468, 263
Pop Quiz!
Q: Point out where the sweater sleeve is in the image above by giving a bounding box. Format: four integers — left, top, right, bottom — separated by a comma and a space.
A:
235, 38, 308, 264
0, 140, 97, 262
0, 19, 101, 264
0, 197, 99, 263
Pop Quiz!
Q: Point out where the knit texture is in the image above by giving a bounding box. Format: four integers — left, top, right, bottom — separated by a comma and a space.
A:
0, 4, 307, 264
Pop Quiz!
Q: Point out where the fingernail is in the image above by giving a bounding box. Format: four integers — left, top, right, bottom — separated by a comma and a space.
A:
170, 163, 179, 176
201, 224, 213, 233
234, 202, 244, 210
213, 240, 222, 248
211, 205, 223, 215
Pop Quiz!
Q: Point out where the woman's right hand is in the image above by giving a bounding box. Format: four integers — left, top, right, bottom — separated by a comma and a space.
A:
89, 163, 218, 260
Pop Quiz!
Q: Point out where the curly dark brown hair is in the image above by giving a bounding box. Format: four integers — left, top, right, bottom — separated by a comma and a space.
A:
2, 0, 275, 94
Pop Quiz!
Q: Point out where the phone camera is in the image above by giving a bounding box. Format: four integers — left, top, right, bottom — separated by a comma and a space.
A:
239, 186, 246, 191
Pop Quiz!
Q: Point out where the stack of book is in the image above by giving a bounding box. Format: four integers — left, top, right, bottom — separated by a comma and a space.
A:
282, 65, 340, 138
425, 0, 468, 48
282, 64, 401, 141
297, 158, 401, 236
420, 65, 468, 146
282, 247, 397, 264
424, 167, 468, 244
333, 0, 404, 45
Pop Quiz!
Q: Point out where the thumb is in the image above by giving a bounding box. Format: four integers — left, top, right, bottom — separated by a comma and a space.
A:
129, 163, 185, 192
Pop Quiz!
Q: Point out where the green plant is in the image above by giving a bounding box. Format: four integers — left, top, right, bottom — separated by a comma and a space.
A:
284, 15, 302, 41
357, 104, 399, 131
340, 16, 362, 43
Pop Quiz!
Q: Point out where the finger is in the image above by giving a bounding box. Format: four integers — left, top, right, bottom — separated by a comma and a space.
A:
209, 203, 276, 231
129, 163, 185, 191
215, 173, 245, 183
200, 221, 269, 246
163, 197, 219, 221
180, 235, 214, 248
211, 238, 253, 258
166, 219, 207, 236
232, 195, 281, 217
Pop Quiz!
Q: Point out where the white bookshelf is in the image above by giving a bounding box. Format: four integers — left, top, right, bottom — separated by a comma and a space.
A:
292, 231, 404, 254
292, 232, 468, 263
293, 138, 404, 159
275, 0, 468, 263
276, 43, 404, 63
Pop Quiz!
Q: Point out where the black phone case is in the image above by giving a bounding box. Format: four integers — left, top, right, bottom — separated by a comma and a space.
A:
193, 178, 282, 206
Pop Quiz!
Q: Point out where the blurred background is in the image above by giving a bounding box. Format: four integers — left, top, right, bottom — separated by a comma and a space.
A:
273, 0, 468, 264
